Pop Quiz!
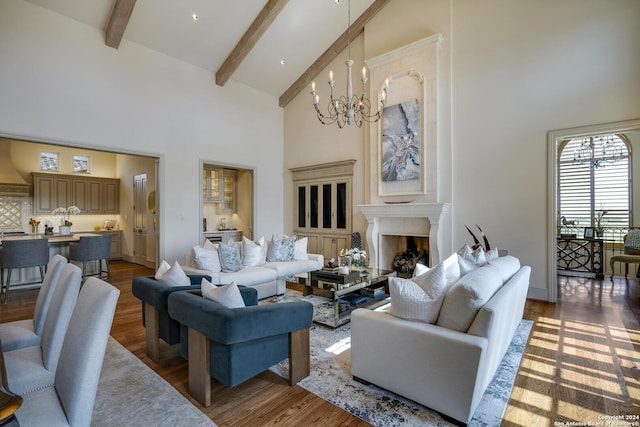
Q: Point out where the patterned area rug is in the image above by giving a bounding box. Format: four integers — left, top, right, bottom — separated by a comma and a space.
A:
93, 338, 216, 427
268, 291, 533, 427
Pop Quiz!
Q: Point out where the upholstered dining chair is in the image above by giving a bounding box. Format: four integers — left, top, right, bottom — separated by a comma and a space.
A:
0, 238, 50, 303
0, 254, 68, 352
14, 277, 120, 427
3, 263, 81, 395
68, 234, 112, 281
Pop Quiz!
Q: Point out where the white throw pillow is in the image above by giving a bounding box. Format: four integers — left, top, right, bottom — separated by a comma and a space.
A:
437, 263, 503, 332
472, 246, 487, 265
412, 263, 429, 277
192, 245, 222, 272
242, 236, 266, 267
485, 247, 499, 261
389, 262, 447, 324
294, 237, 309, 260
200, 278, 245, 309
441, 252, 461, 287
155, 260, 190, 287
488, 255, 521, 282
458, 256, 478, 276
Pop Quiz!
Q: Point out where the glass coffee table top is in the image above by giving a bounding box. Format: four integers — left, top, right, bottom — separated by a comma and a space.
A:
287, 268, 397, 328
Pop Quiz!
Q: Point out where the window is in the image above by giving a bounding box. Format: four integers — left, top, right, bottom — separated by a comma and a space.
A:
40, 152, 58, 171
73, 155, 90, 173
558, 134, 631, 235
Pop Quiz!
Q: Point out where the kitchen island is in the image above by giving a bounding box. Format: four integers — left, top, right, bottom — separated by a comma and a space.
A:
0, 230, 122, 288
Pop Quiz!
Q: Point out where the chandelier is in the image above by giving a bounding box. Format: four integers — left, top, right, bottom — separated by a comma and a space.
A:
310, 0, 389, 128
571, 134, 626, 169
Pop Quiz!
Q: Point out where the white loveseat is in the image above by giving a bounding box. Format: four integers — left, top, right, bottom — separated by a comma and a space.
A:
351, 254, 530, 425
182, 238, 323, 300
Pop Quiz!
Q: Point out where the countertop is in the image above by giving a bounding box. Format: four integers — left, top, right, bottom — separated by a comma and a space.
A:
203, 229, 240, 235
0, 233, 102, 245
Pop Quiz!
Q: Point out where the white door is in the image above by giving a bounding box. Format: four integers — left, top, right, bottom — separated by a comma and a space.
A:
133, 173, 147, 265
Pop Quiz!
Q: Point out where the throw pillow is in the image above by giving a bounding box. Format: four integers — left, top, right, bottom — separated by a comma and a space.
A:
283, 234, 309, 260
192, 245, 222, 272
389, 262, 447, 324
266, 233, 296, 262
294, 237, 309, 260
485, 247, 499, 261
218, 239, 244, 272
472, 246, 487, 265
458, 256, 478, 276
155, 260, 190, 287
412, 263, 429, 277
441, 252, 461, 287
436, 263, 503, 332
242, 236, 266, 267
488, 255, 521, 282
201, 278, 245, 309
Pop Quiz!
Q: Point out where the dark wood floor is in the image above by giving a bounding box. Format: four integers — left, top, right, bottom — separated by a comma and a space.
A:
1, 261, 639, 426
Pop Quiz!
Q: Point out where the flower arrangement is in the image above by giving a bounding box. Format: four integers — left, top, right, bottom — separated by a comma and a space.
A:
340, 247, 367, 267
594, 209, 608, 234
52, 206, 81, 226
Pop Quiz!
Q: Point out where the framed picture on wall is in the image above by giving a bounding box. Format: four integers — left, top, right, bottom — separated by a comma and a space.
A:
73, 155, 90, 173
40, 152, 59, 171
584, 227, 595, 239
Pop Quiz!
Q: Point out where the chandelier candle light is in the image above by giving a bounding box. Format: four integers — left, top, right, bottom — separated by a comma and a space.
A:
310, 0, 389, 128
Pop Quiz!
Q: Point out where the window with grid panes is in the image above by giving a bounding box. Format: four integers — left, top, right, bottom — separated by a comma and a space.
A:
558, 134, 631, 235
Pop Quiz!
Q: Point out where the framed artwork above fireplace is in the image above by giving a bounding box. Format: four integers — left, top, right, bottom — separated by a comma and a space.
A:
366, 34, 442, 202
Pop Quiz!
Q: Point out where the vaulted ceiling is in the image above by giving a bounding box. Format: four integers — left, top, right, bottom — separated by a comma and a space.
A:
23, 0, 390, 106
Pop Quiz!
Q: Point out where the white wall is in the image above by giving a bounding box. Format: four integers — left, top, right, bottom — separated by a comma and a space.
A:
0, 0, 285, 264
284, 0, 640, 299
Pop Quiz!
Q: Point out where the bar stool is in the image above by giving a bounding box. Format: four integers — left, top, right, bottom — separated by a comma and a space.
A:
0, 238, 50, 303
68, 235, 112, 281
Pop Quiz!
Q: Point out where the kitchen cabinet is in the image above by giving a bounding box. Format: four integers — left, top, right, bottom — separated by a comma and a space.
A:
33, 174, 71, 214
203, 230, 242, 243
203, 165, 222, 202
290, 160, 354, 261
33, 173, 119, 215
100, 230, 122, 260
218, 169, 237, 214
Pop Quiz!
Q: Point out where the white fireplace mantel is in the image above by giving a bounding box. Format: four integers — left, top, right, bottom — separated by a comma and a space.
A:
359, 202, 450, 269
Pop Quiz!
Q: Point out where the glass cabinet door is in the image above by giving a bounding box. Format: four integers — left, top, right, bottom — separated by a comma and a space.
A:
310, 185, 319, 229
322, 184, 332, 229
297, 185, 306, 228
203, 166, 221, 202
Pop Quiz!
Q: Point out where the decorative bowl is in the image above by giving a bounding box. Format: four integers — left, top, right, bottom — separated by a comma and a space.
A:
93, 225, 102, 231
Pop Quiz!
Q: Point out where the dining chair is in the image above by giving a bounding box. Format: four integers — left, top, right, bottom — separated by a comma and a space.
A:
0, 254, 68, 352
14, 277, 120, 426
68, 235, 112, 281
3, 264, 81, 395
0, 238, 50, 303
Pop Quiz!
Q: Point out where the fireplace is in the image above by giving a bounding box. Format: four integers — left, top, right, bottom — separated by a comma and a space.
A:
359, 203, 449, 271
387, 235, 429, 277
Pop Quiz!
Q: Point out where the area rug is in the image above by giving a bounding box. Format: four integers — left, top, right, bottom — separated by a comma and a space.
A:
92, 338, 216, 427
268, 292, 532, 427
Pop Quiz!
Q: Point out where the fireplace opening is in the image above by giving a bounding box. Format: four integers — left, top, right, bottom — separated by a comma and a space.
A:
380, 234, 429, 277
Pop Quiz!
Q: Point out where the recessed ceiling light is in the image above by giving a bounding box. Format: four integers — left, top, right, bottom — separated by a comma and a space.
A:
280, 59, 286, 65
192, 13, 199, 21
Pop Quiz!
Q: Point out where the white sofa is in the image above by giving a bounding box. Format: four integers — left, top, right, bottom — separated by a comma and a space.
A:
182, 240, 323, 300
351, 254, 530, 425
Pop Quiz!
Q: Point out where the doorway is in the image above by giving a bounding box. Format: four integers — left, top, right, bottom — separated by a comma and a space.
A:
547, 118, 640, 302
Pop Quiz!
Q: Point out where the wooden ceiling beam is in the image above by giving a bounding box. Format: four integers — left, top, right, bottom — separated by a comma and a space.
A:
105, 0, 137, 49
216, 0, 290, 87
279, 0, 391, 108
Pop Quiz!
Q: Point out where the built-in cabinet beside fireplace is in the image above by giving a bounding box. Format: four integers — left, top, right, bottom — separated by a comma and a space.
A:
290, 160, 355, 262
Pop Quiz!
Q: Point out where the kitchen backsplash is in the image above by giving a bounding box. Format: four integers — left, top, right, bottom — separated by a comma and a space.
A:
0, 196, 119, 233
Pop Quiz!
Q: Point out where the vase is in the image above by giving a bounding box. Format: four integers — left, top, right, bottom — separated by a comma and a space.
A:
59, 225, 72, 235
338, 255, 351, 275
